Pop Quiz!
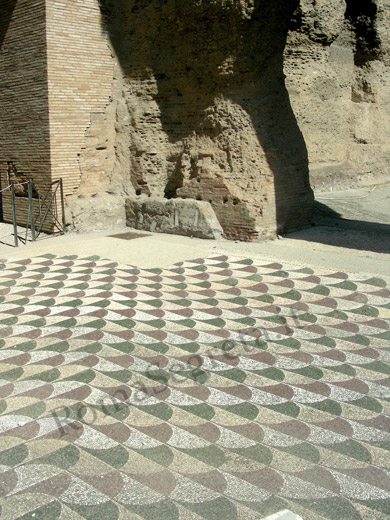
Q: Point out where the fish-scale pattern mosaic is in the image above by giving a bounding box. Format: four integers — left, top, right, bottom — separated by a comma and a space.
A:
0, 254, 389, 520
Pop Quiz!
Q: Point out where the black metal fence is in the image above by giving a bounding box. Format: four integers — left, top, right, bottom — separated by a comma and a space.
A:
0, 178, 65, 247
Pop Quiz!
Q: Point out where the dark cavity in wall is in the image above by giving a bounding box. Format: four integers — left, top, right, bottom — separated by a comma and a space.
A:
164, 158, 184, 199
345, 0, 381, 66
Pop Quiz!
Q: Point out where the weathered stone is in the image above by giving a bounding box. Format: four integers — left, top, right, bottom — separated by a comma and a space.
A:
125, 197, 223, 240
66, 193, 126, 233
1, 0, 389, 237
93, 0, 314, 240
285, 0, 390, 190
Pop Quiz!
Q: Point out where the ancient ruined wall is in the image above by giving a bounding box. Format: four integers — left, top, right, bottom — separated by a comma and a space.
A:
87, 0, 314, 240
70, 0, 390, 236
285, 0, 390, 191
0, 0, 50, 224
4, 0, 387, 237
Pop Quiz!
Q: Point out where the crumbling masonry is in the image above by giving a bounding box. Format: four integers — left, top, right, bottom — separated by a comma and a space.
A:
1, 0, 389, 239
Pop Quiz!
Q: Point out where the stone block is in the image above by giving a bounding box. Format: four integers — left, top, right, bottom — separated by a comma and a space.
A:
125, 197, 223, 240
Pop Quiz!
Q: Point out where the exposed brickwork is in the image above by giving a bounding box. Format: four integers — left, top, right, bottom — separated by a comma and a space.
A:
177, 176, 273, 242
1, 0, 314, 239
46, 0, 113, 197
1, 0, 389, 239
0, 0, 50, 225
0, 0, 113, 229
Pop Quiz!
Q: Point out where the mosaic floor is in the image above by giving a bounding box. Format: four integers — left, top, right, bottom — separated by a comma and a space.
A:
0, 254, 389, 520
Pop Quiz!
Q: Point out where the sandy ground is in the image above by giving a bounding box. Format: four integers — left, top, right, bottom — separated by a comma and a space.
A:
0, 183, 389, 277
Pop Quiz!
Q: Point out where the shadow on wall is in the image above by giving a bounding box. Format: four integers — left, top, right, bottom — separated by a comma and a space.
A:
0, 0, 18, 221
0, 0, 17, 48
98, 0, 313, 234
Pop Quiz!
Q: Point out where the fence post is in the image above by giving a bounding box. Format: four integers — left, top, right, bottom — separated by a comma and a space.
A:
28, 179, 36, 241
59, 178, 66, 233
10, 183, 18, 247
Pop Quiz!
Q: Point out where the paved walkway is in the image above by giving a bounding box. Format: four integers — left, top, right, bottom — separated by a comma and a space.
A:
0, 249, 389, 519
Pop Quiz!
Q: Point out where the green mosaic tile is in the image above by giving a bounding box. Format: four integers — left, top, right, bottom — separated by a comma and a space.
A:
0, 316, 18, 326
275, 338, 301, 349
179, 403, 215, 420
136, 403, 173, 421
38, 445, 80, 470
0, 444, 29, 467
221, 402, 259, 420
11, 402, 46, 419
138, 445, 174, 466
342, 334, 371, 346
308, 399, 343, 416
255, 368, 285, 381
186, 497, 237, 520
281, 443, 320, 464
361, 277, 387, 287
280, 290, 302, 301
218, 368, 247, 383
0, 367, 24, 381
27, 368, 61, 383
84, 445, 129, 468
292, 497, 361, 520
185, 445, 226, 468
67, 502, 119, 520
75, 343, 103, 354
350, 305, 379, 317
269, 271, 289, 278
231, 445, 273, 465
352, 396, 383, 412
329, 440, 372, 463
290, 366, 324, 380
361, 361, 390, 375
327, 364, 356, 376
356, 498, 390, 516
128, 501, 178, 520
63, 369, 96, 384
266, 402, 301, 418
307, 285, 330, 296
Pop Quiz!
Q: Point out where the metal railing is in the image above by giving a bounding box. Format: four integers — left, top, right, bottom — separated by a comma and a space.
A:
0, 178, 65, 247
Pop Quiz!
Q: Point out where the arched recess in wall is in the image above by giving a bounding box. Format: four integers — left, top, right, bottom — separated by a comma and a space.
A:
345, 0, 381, 66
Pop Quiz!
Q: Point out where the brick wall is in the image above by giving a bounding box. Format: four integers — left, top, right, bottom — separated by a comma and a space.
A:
0, 0, 51, 224
177, 176, 276, 242
45, 0, 114, 199
0, 0, 114, 230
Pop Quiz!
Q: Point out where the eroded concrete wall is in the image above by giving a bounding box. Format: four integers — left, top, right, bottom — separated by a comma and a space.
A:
3, 0, 388, 237
285, 0, 390, 190
81, 0, 314, 240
